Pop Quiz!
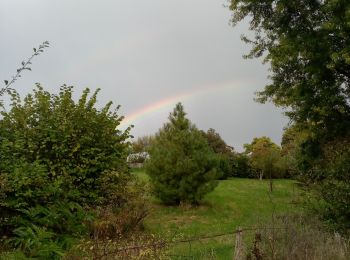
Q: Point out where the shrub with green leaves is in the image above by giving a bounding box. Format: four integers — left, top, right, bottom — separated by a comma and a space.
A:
231, 153, 256, 178
312, 137, 350, 234
200, 128, 236, 179
145, 103, 220, 205
0, 85, 131, 257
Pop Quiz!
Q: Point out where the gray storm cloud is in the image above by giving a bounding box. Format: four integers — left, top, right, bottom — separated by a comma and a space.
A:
0, 0, 287, 151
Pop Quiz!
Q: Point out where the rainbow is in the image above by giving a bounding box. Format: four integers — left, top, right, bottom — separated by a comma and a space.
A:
119, 80, 254, 128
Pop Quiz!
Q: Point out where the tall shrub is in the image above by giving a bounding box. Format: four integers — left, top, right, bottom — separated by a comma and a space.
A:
312, 137, 350, 234
0, 85, 131, 257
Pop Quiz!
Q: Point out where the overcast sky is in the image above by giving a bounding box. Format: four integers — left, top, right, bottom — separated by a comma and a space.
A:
0, 0, 288, 151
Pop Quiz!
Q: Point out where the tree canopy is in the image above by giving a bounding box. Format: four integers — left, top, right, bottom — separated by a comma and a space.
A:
201, 128, 236, 179
229, 0, 350, 232
131, 135, 154, 153
201, 128, 234, 155
229, 0, 350, 138
244, 137, 283, 180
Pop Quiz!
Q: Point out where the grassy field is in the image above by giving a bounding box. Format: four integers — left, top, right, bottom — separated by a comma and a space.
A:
133, 170, 302, 259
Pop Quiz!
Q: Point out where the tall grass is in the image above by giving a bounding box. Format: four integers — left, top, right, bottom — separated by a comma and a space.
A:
244, 214, 350, 260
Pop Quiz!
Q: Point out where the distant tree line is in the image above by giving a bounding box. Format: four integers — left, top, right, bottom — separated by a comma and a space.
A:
132, 117, 291, 182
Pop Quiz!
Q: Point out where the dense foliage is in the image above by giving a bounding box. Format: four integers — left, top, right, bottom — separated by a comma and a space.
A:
229, 0, 350, 138
0, 85, 132, 257
230, 153, 255, 178
200, 128, 236, 179
145, 103, 220, 205
229, 0, 350, 232
244, 137, 285, 179
131, 135, 154, 153
311, 136, 350, 233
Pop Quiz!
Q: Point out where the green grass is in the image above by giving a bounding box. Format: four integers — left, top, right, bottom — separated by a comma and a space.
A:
133, 169, 302, 259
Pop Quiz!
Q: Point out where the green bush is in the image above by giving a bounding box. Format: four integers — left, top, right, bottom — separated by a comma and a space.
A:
313, 137, 350, 234
215, 154, 233, 179
200, 128, 236, 179
145, 103, 220, 205
231, 153, 256, 178
0, 85, 132, 257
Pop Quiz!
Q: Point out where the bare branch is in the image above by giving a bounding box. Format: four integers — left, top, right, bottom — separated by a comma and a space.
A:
0, 41, 50, 97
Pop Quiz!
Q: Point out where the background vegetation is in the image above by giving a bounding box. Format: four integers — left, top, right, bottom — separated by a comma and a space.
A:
229, 0, 350, 235
0, 85, 145, 258
1, 0, 349, 257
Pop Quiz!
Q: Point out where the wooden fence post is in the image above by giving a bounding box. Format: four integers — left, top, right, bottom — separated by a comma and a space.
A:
233, 227, 244, 260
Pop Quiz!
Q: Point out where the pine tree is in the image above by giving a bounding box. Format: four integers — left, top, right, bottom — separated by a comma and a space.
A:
145, 103, 220, 205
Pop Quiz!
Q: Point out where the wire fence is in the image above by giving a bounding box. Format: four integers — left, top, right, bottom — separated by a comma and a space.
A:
164, 226, 288, 259
70, 222, 350, 260
75, 226, 289, 259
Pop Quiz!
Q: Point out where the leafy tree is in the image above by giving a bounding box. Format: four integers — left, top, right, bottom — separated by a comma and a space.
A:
229, 0, 350, 177
244, 137, 283, 191
229, 0, 350, 139
201, 128, 236, 179
231, 153, 256, 178
131, 135, 154, 153
201, 128, 234, 155
229, 0, 350, 228
280, 125, 312, 178
313, 136, 350, 233
0, 85, 132, 257
145, 103, 220, 205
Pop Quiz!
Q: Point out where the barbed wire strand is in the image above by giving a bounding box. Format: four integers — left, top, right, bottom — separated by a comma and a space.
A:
94, 226, 288, 256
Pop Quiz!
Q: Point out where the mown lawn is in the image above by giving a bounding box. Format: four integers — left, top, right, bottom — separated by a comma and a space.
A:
133, 170, 302, 259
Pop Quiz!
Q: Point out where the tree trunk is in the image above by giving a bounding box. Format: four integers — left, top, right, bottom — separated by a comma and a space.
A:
269, 169, 273, 192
